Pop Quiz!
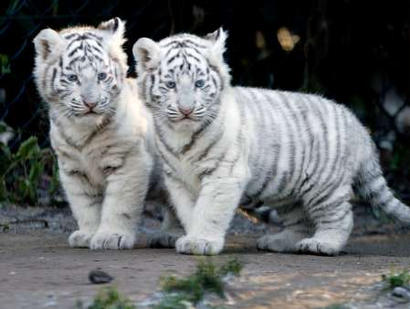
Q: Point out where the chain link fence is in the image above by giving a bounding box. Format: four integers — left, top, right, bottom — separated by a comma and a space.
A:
0, 0, 409, 204
0, 0, 175, 148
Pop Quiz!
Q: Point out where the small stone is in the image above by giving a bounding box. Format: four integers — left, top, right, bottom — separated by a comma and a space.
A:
88, 270, 114, 284
392, 287, 410, 300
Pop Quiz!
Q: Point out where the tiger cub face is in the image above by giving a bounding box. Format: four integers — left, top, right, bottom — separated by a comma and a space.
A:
33, 18, 128, 120
133, 28, 230, 132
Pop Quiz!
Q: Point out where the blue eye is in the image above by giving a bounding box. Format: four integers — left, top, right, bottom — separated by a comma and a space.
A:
195, 79, 205, 88
98, 72, 107, 80
67, 74, 78, 82
166, 81, 176, 89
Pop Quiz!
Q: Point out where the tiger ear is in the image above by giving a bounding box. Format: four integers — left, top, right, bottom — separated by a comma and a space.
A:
204, 27, 228, 56
98, 17, 126, 45
204, 27, 228, 67
132, 38, 161, 72
33, 28, 65, 62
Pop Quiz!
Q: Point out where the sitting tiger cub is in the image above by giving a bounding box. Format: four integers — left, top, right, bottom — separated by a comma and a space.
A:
33, 18, 178, 249
132, 28, 410, 256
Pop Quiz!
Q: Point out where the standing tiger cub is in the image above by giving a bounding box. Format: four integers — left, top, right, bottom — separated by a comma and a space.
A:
33, 18, 157, 249
133, 28, 410, 256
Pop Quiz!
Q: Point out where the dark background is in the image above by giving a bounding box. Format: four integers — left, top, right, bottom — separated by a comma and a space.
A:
0, 0, 409, 202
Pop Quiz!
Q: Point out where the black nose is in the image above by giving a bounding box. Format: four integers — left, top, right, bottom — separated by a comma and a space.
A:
179, 107, 193, 116
83, 101, 97, 109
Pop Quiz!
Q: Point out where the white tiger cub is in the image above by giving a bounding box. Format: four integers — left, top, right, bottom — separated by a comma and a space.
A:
132, 28, 410, 256
33, 18, 175, 249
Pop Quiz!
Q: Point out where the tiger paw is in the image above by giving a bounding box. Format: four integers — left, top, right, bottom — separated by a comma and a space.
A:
90, 229, 136, 250
175, 235, 224, 255
68, 230, 94, 248
296, 238, 340, 256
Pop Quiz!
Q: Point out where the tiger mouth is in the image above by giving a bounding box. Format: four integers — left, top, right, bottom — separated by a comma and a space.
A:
81, 110, 102, 117
168, 115, 201, 123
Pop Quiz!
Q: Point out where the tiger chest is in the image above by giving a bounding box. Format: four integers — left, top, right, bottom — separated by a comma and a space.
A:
56, 139, 127, 187
169, 157, 203, 194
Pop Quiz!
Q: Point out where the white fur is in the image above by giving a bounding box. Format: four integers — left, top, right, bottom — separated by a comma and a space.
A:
52, 79, 153, 249
33, 19, 174, 249
133, 29, 410, 256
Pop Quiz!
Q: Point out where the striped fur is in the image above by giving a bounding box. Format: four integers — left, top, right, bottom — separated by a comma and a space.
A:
133, 28, 410, 256
33, 18, 180, 249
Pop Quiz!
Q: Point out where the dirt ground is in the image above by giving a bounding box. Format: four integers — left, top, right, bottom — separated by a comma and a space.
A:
0, 206, 410, 309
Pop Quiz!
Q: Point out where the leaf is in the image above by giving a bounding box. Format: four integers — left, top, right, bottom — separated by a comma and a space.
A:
26, 179, 37, 204
0, 143, 12, 173
0, 178, 7, 202
15, 136, 40, 161
16, 178, 28, 202
29, 161, 44, 183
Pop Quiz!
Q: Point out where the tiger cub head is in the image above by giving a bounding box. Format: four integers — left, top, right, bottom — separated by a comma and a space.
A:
33, 18, 127, 120
133, 28, 230, 132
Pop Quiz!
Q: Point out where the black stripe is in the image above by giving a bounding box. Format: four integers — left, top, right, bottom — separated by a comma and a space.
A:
277, 92, 297, 194
154, 121, 179, 157
317, 104, 342, 189
300, 96, 329, 199
149, 74, 155, 102
68, 56, 83, 67
90, 53, 104, 63
286, 94, 307, 197
307, 104, 348, 208
155, 142, 178, 174
161, 40, 183, 48
68, 46, 81, 57
183, 39, 207, 49
84, 32, 103, 41
312, 203, 351, 224
166, 54, 180, 65
51, 68, 58, 92
181, 120, 211, 154
196, 129, 224, 162
64, 33, 78, 40
309, 194, 350, 220
198, 150, 227, 181
184, 51, 201, 63
248, 89, 270, 197
90, 44, 104, 55
295, 96, 314, 196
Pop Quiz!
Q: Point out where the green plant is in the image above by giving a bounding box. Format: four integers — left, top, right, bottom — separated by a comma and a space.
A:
382, 270, 410, 289
76, 286, 136, 309
0, 135, 60, 207
155, 258, 242, 308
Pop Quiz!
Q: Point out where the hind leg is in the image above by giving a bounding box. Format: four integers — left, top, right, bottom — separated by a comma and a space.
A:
297, 187, 353, 256
257, 205, 311, 252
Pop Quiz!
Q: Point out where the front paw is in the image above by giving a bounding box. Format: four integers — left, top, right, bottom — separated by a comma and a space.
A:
68, 230, 94, 248
296, 238, 340, 256
90, 229, 136, 250
175, 235, 224, 255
